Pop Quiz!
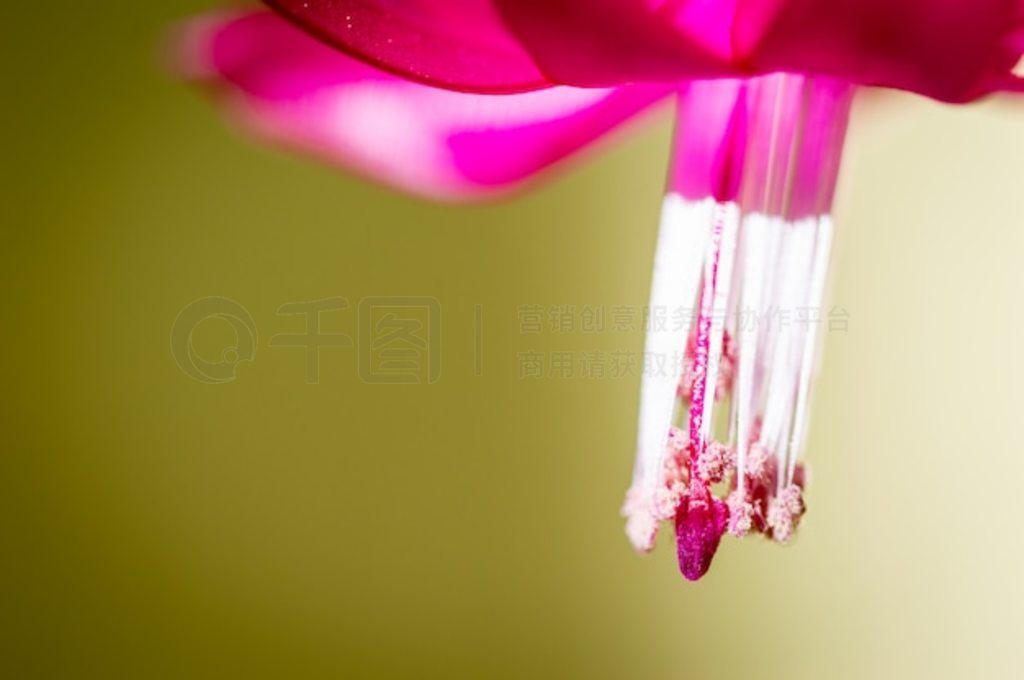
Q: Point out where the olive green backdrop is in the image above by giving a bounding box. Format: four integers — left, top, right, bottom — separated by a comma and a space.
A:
4, 2, 1024, 678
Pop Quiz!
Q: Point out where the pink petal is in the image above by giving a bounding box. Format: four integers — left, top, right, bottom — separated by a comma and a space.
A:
748, 0, 1024, 102
667, 80, 750, 203
262, 0, 552, 93
492, 0, 1024, 101
178, 12, 670, 200
492, 0, 737, 86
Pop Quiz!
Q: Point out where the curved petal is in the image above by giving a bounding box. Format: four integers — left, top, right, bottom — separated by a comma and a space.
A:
748, 0, 1024, 102
491, 0, 738, 86
262, 0, 552, 93
177, 11, 670, 200
492, 0, 1024, 101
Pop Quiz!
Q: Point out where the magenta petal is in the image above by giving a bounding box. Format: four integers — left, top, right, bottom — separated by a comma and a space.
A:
262, 0, 551, 93
748, 0, 1024, 102
785, 80, 853, 219
668, 81, 750, 203
493, 0, 1024, 101
492, 0, 736, 86
178, 12, 670, 200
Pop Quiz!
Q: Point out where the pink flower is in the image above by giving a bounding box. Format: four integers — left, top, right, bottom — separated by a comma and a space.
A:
176, 2, 1024, 580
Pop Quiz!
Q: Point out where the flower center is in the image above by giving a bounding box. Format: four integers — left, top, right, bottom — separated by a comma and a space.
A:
623, 74, 854, 580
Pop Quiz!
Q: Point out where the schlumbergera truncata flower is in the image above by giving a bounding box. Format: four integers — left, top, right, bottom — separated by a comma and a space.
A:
176, 1, 1024, 580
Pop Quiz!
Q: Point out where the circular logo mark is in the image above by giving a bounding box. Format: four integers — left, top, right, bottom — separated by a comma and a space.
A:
170, 297, 257, 384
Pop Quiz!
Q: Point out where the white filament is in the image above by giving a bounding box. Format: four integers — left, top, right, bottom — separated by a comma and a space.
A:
732, 213, 771, 494
757, 218, 818, 491
634, 194, 711, 496
785, 216, 834, 484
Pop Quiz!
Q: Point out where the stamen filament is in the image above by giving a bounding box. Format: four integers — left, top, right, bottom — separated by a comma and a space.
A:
624, 74, 854, 575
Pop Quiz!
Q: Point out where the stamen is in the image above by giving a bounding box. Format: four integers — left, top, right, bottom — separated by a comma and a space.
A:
781, 83, 852, 486
695, 441, 733, 484
766, 483, 805, 544
726, 491, 755, 536
624, 193, 710, 552
732, 74, 802, 496
623, 75, 853, 579
785, 217, 833, 485
757, 219, 817, 493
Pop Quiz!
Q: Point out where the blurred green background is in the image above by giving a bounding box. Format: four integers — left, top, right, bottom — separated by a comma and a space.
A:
4, 2, 1024, 678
